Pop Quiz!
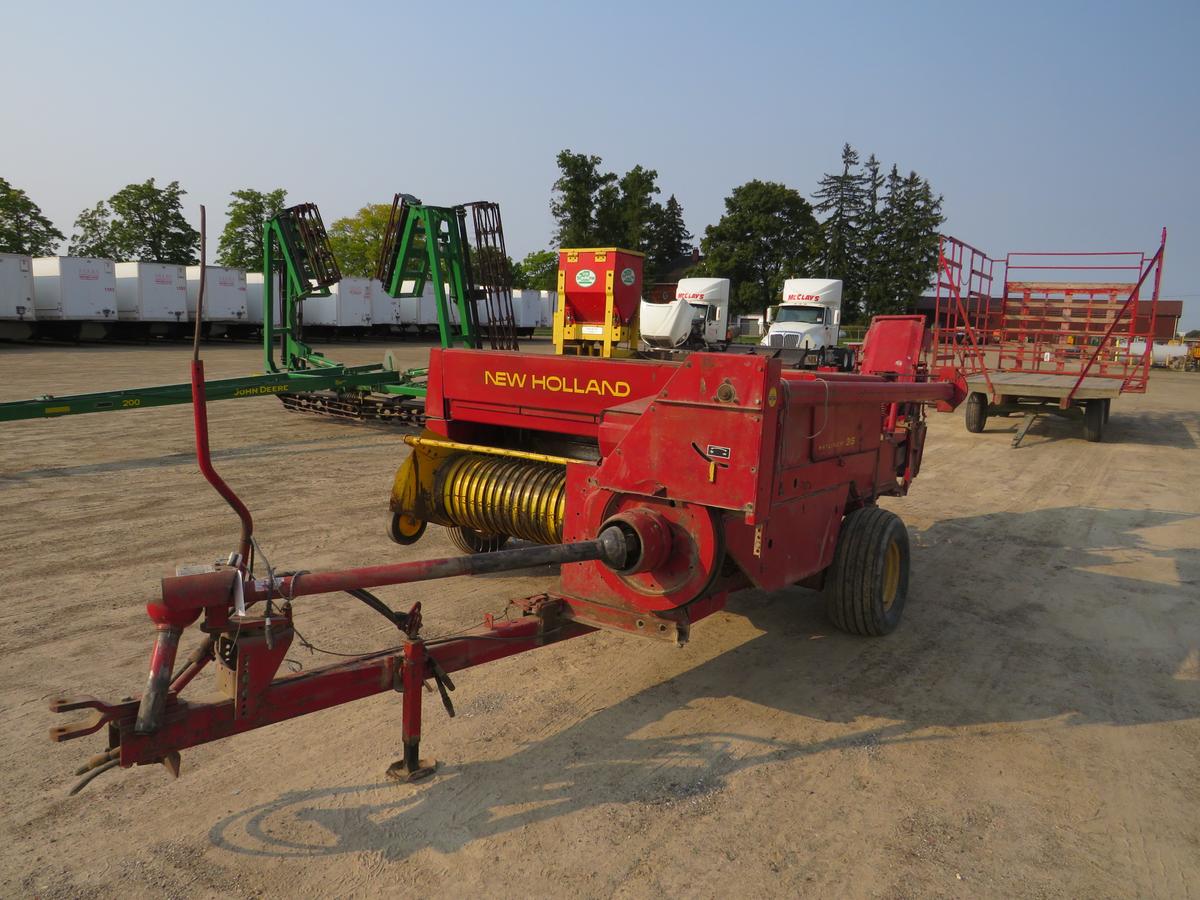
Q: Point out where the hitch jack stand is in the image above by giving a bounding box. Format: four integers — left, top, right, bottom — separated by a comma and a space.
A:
388, 639, 437, 782
1012, 412, 1037, 448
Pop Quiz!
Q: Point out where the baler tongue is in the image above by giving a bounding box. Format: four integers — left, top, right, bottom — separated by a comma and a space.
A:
50, 524, 648, 793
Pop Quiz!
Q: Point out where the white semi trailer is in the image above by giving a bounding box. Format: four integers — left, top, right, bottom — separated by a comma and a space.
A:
32, 257, 117, 321
304, 277, 373, 330
114, 262, 187, 335
0, 252, 36, 341
186, 266, 247, 335
33, 256, 118, 339
244, 272, 281, 328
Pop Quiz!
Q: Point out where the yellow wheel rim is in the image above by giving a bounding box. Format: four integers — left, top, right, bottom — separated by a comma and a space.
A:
882, 539, 901, 611
395, 514, 423, 539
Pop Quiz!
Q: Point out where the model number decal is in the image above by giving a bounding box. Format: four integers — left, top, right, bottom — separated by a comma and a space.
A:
816, 436, 858, 451
706, 445, 731, 459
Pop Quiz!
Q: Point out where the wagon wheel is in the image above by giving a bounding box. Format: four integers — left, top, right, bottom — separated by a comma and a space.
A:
1083, 400, 1105, 443
964, 392, 988, 433
824, 506, 909, 636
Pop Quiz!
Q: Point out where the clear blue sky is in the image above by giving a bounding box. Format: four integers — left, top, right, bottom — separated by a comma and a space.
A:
4, 0, 1198, 330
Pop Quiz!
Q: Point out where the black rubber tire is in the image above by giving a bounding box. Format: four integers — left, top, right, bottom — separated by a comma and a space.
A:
965, 392, 988, 433
446, 525, 509, 555
387, 511, 426, 545
1084, 400, 1104, 442
824, 506, 910, 636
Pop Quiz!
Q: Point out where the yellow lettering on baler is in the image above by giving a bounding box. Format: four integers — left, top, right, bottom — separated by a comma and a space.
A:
484, 370, 527, 388
485, 370, 630, 398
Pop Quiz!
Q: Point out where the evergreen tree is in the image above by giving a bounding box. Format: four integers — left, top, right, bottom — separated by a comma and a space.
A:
647, 194, 693, 277
216, 188, 287, 272
0, 178, 64, 256
858, 154, 888, 318
875, 166, 944, 314
813, 143, 867, 318
810, 146, 945, 320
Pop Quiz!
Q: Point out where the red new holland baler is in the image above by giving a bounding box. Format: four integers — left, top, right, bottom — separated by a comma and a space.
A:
52, 315, 962, 789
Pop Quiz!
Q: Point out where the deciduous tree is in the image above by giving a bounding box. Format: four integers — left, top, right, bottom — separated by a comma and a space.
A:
216, 188, 287, 272
327, 203, 392, 277
616, 164, 661, 252
551, 151, 616, 247
0, 178, 64, 256
550, 150, 674, 257
69, 202, 116, 258
512, 249, 558, 290
698, 180, 821, 317
69, 179, 198, 263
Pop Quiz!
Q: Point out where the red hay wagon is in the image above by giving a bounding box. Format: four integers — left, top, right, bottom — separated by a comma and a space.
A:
933, 230, 1167, 447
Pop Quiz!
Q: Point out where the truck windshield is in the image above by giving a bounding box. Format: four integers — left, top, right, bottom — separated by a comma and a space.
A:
775, 306, 824, 325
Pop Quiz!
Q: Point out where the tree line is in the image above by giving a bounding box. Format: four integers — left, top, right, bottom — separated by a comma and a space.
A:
0, 178, 298, 272
542, 144, 943, 320
1, 146, 944, 319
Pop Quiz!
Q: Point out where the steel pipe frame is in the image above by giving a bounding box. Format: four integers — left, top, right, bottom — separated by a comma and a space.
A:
57, 602, 596, 771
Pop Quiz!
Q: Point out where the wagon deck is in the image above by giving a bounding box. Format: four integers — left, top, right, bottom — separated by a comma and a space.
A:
965, 372, 1122, 401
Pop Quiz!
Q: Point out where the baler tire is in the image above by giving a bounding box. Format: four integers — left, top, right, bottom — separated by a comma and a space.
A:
965, 392, 988, 433
824, 506, 909, 636
1084, 400, 1104, 442
447, 525, 509, 555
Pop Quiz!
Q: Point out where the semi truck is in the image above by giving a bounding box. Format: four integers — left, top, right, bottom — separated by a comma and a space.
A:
761, 277, 844, 355
639, 277, 733, 352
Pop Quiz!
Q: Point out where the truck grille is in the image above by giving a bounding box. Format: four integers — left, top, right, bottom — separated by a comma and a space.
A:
767, 332, 803, 349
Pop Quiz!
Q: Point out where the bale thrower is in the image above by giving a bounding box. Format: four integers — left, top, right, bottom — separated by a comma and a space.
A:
50, 248, 967, 792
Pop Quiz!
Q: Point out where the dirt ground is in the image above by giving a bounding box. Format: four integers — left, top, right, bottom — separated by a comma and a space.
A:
1, 338, 1197, 899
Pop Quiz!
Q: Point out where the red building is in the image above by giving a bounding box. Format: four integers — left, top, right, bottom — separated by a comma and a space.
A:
1135, 300, 1183, 340
646, 249, 701, 302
